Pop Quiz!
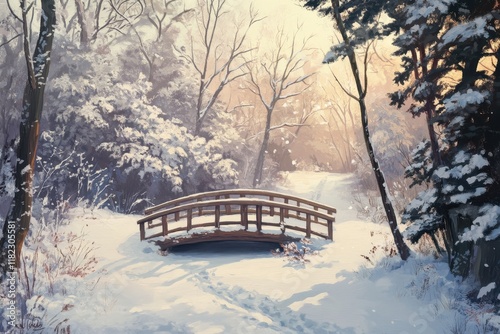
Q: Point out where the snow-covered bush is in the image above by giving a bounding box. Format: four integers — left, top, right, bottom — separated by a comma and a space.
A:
39, 37, 240, 211
0, 144, 16, 216
21, 295, 73, 334
19, 210, 98, 299
271, 239, 319, 265
0, 197, 98, 333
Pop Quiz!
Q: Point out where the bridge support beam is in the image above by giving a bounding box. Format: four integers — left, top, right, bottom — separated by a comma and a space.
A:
215, 205, 220, 228
306, 213, 311, 238
256, 205, 262, 231
187, 208, 192, 231
162, 216, 168, 236
241, 204, 248, 230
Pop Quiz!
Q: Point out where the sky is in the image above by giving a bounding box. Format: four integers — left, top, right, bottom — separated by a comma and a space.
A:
0, 0, 400, 110
0, 0, 362, 55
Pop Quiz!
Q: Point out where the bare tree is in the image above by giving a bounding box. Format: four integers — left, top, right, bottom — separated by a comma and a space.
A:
0, 0, 57, 275
64, 0, 146, 47
243, 28, 314, 187
145, 0, 193, 42
110, 0, 193, 82
319, 85, 358, 172
272, 88, 322, 169
177, 0, 262, 135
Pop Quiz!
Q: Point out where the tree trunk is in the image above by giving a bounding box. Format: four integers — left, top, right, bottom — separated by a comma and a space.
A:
330, 0, 410, 260
0, 0, 56, 276
253, 109, 273, 187
487, 49, 500, 182
74, 0, 89, 47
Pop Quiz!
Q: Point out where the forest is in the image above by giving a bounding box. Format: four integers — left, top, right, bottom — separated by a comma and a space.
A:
0, 0, 499, 332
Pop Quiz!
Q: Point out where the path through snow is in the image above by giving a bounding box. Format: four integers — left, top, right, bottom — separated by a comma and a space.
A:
58, 172, 462, 333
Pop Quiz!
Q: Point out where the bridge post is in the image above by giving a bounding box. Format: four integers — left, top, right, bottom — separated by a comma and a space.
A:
140, 222, 146, 241
224, 195, 231, 215
187, 208, 192, 231
175, 204, 180, 221
327, 220, 333, 240
284, 198, 289, 218
269, 196, 275, 216
241, 204, 248, 230
197, 198, 203, 216
306, 214, 311, 238
162, 216, 168, 236
314, 206, 319, 222
215, 205, 220, 228
256, 205, 262, 231
279, 208, 286, 234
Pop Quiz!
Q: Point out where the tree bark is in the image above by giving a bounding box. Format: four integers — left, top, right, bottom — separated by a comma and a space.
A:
253, 109, 273, 187
488, 49, 500, 182
74, 0, 90, 46
330, 0, 410, 260
0, 0, 56, 275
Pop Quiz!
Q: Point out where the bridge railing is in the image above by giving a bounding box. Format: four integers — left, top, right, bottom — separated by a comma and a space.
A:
145, 189, 335, 218
137, 190, 336, 243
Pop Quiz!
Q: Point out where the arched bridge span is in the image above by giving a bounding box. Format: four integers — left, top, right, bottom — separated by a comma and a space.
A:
137, 189, 336, 250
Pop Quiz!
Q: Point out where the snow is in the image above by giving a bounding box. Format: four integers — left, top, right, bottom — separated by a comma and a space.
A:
441, 14, 493, 46
443, 89, 489, 113
478, 283, 496, 299
461, 205, 500, 242
404, 0, 456, 25
9, 171, 498, 333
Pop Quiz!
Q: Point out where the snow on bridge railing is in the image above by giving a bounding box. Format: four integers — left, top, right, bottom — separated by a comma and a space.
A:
137, 190, 336, 246
144, 189, 336, 216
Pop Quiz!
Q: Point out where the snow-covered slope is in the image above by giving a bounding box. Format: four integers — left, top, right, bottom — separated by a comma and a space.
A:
46, 172, 494, 333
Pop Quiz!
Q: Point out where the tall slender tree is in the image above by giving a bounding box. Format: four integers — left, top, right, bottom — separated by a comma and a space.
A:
177, 0, 262, 135
301, 0, 410, 259
0, 0, 57, 275
324, 0, 410, 260
243, 28, 314, 187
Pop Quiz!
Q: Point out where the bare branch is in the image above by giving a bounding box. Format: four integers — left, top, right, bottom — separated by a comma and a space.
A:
269, 122, 310, 132
0, 34, 22, 49
161, 8, 193, 38
328, 64, 360, 102
7, 0, 22, 22
279, 85, 311, 100
185, 0, 262, 134
361, 40, 375, 99
109, 0, 155, 79
20, 0, 36, 89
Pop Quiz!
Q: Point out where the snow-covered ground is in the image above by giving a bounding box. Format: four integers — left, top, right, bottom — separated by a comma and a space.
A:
22, 172, 499, 333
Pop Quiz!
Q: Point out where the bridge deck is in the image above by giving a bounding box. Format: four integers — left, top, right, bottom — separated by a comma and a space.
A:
156, 230, 300, 249
137, 189, 336, 249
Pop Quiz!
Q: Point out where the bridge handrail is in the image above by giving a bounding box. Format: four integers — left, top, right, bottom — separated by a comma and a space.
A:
137, 197, 335, 242
138, 198, 335, 225
144, 189, 336, 215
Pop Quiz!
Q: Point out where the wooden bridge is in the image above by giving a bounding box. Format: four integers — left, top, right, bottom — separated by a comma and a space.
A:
137, 189, 336, 250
